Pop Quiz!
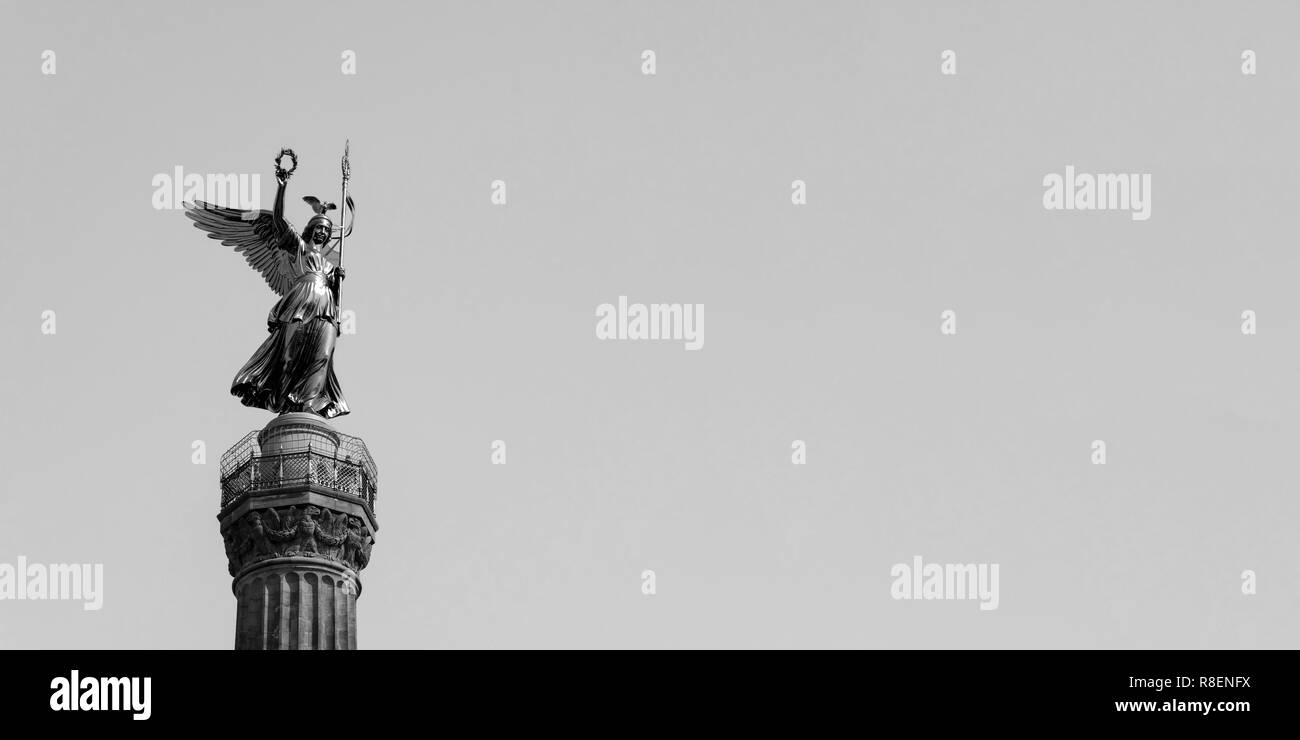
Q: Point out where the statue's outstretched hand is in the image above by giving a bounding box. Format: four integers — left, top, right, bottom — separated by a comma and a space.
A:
334, 267, 347, 281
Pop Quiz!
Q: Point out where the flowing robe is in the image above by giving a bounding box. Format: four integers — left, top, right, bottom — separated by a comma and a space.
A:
231, 236, 349, 418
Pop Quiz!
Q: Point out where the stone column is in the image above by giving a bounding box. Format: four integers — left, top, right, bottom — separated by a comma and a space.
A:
233, 559, 360, 650
219, 413, 377, 650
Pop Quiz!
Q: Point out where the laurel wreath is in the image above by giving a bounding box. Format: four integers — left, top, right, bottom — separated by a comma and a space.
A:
274, 148, 298, 179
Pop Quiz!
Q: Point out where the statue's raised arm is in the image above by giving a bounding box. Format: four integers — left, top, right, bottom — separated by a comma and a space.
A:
269, 161, 296, 251
183, 151, 302, 296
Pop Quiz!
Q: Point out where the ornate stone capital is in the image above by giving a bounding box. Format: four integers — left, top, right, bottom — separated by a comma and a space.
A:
222, 502, 374, 577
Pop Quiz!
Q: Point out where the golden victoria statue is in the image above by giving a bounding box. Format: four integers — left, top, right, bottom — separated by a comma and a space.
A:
185, 147, 355, 419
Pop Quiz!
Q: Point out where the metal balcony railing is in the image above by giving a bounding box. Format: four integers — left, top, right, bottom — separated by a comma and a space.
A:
219, 429, 377, 512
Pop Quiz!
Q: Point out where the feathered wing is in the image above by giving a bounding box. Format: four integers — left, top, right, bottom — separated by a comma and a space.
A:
262, 508, 282, 530
184, 201, 298, 296
302, 196, 336, 215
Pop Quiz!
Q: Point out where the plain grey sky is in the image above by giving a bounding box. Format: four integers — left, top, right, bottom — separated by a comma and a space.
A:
1, 0, 1297, 648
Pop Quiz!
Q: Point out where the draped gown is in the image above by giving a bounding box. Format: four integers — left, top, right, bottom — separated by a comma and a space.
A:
231, 236, 349, 419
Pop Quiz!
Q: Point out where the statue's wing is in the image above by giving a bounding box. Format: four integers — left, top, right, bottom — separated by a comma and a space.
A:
184, 201, 298, 296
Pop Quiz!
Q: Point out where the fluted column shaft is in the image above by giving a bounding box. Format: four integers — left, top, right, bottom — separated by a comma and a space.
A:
234, 559, 360, 650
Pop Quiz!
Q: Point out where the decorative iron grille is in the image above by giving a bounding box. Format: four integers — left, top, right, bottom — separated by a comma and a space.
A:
219, 428, 377, 512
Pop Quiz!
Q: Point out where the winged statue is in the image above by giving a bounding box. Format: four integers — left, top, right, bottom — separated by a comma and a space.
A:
184, 148, 354, 419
